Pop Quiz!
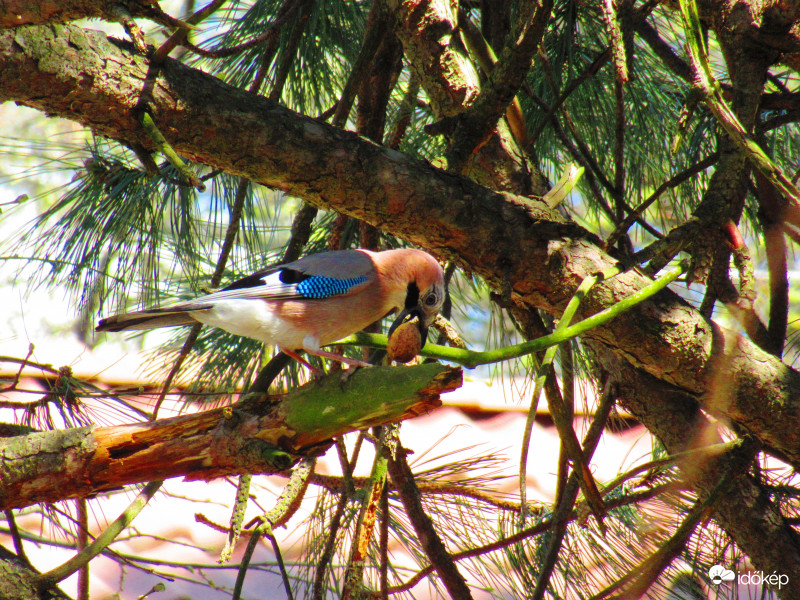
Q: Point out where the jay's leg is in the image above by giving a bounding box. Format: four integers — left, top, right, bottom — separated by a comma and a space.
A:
281, 349, 322, 373
282, 348, 372, 371
307, 348, 372, 368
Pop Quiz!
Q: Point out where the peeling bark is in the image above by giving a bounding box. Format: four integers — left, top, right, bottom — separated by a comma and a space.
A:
0, 364, 460, 510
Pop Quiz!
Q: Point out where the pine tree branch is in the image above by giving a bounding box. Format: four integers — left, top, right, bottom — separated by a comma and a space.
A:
363, 482, 678, 598
0, 364, 461, 511
388, 0, 543, 194
444, 0, 552, 173
233, 457, 314, 600
3, 17, 800, 499
610, 360, 800, 598
388, 445, 474, 600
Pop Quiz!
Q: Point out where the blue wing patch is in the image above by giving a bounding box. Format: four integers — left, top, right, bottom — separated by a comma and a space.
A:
297, 275, 368, 299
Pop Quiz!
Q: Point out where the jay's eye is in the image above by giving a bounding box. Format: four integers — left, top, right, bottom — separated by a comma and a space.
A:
423, 292, 439, 307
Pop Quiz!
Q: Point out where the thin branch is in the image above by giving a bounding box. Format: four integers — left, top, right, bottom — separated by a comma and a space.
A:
3, 509, 30, 566
266, 530, 295, 600
152, 0, 227, 63
312, 482, 350, 599
602, 0, 629, 85
109, 5, 147, 54
554, 342, 575, 508
385, 71, 420, 149
342, 425, 397, 599
312, 430, 366, 599
755, 170, 790, 356
388, 445, 474, 600
519, 271, 613, 526
528, 48, 611, 146
379, 484, 389, 600
332, 0, 391, 128
36, 480, 163, 591
76, 498, 89, 600
219, 474, 252, 564
232, 458, 314, 600
139, 112, 205, 190
605, 153, 718, 249
530, 377, 616, 600
365, 482, 676, 598
633, 15, 693, 82
718, 245, 776, 354
176, 1, 299, 60
783, 222, 800, 246
267, 0, 313, 103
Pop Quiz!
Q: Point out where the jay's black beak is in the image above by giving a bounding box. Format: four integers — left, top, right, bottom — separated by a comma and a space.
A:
388, 306, 430, 347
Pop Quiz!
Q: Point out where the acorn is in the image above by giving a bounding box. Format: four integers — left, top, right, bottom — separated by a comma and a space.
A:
387, 315, 423, 363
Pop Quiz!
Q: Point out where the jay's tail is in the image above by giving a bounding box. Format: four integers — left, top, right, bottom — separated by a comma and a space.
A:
96, 304, 210, 332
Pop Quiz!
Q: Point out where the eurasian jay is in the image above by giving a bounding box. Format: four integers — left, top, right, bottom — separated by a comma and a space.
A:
96, 248, 445, 368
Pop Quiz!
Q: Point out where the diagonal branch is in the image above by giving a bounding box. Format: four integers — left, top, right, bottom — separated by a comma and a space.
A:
445, 0, 553, 172
388, 444, 474, 600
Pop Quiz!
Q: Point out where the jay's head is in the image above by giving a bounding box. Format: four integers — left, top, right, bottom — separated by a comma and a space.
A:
386, 249, 445, 348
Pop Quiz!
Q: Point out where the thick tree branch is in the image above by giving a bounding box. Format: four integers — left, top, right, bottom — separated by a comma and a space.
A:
0, 364, 460, 511
0, 0, 185, 29
388, 0, 542, 194
2, 24, 800, 469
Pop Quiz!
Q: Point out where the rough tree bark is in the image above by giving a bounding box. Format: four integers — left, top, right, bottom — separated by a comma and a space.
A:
1, 23, 798, 466
1, 0, 800, 594
0, 0, 182, 29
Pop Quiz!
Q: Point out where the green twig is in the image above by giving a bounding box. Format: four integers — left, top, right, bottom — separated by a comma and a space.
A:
139, 112, 205, 191
338, 261, 688, 368
519, 268, 612, 526
37, 480, 163, 591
